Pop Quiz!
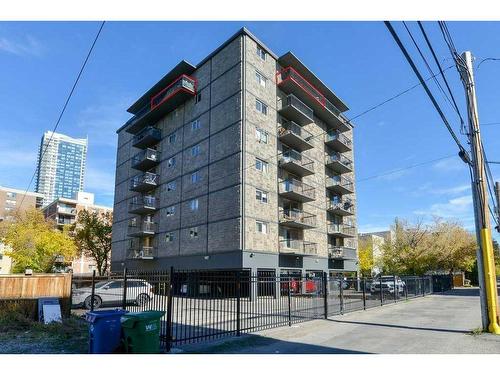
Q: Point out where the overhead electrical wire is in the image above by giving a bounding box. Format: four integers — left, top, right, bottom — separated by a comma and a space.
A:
15, 21, 106, 213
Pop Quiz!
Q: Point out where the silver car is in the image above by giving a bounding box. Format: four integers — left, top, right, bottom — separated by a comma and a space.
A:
72, 279, 154, 310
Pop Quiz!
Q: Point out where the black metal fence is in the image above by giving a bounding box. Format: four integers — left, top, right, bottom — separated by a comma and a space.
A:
72, 270, 434, 352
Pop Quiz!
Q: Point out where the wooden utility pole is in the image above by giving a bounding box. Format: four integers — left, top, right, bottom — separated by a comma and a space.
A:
459, 51, 500, 334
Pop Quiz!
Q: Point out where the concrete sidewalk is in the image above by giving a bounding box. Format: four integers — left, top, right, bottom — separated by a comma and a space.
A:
179, 288, 500, 354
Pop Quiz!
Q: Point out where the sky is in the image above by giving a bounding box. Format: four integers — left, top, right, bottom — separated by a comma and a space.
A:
0, 21, 499, 240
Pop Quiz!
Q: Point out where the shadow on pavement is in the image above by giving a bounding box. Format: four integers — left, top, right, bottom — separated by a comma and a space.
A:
436, 288, 480, 297
328, 318, 470, 334
177, 332, 371, 354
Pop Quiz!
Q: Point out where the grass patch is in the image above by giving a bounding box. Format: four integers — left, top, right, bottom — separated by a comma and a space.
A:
0, 303, 88, 353
468, 327, 484, 336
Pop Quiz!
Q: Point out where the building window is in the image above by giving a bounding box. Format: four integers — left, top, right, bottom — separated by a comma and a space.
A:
255, 158, 268, 173
6, 192, 16, 198
255, 189, 268, 203
191, 144, 200, 157
166, 206, 175, 216
255, 99, 268, 115
256, 221, 268, 234
255, 71, 267, 87
167, 180, 176, 191
191, 119, 201, 131
190, 199, 199, 211
195, 93, 202, 103
190, 227, 199, 238
5, 199, 16, 206
191, 171, 201, 184
255, 128, 268, 144
168, 133, 177, 144
166, 232, 175, 242
168, 157, 176, 168
257, 46, 266, 61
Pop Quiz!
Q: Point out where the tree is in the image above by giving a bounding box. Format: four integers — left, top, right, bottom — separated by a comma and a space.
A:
0, 209, 76, 273
380, 217, 477, 276
358, 237, 374, 277
73, 210, 112, 276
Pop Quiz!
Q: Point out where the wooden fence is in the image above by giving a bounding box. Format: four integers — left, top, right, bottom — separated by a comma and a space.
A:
0, 273, 72, 318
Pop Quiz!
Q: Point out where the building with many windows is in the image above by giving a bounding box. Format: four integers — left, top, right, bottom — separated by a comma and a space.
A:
111, 28, 358, 278
35, 131, 88, 206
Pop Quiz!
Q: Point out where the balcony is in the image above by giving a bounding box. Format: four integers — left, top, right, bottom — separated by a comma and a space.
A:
278, 121, 314, 151
328, 246, 357, 260
130, 172, 159, 192
57, 206, 76, 216
131, 148, 161, 171
278, 178, 316, 203
325, 130, 352, 152
278, 149, 314, 177
276, 66, 351, 132
57, 217, 75, 226
127, 246, 156, 260
129, 195, 157, 215
325, 152, 353, 173
278, 94, 314, 126
279, 239, 317, 255
327, 199, 354, 216
279, 208, 317, 229
126, 74, 197, 134
326, 175, 354, 195
128, 219, 157, 237
132, 126, 162, 149
327, 223, 356, 238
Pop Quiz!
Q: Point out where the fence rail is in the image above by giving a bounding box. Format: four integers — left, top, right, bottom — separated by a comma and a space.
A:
72, 270, 435, 352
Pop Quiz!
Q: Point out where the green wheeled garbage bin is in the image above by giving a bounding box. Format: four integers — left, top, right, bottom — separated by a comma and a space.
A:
120, 310, 165, 353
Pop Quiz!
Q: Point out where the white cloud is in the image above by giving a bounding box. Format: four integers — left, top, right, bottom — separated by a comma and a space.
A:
432, 158, 465, 172
432, 184, 470, 195
413, 195, 473, 218
0, 35, 43, 56
358, 223, 391, 234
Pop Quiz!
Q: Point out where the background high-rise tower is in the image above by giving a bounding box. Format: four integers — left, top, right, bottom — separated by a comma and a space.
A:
35, 131, 88, 206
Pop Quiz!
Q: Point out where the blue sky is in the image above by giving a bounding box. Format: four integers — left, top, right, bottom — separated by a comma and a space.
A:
0, 21, 499, 239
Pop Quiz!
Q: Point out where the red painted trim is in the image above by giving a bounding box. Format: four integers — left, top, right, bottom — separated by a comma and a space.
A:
276, 66, 327, 108
150, 74, 197, 110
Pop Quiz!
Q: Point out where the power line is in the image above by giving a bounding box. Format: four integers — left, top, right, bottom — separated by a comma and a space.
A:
16, 21, 106, 213
416, 21, 465, 128
477, 57, 500, 70
384, 21, 469, 159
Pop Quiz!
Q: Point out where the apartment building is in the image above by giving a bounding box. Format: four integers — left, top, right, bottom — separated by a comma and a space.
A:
43, 192, 113, 274
35, 131, 88, 206
111, 28, 358, 278
0, 186, 44, 274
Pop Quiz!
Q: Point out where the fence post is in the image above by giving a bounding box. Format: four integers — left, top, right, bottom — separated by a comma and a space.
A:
323, 272, 328, 319
339, 278, 344, 314
287, 278, 292, 326
165, 266, 174, 353
379, 276, 383, 306
362, 277, 366, 310
393, 275, 397, 303
236, 271, 241, 336
121, 267, 128, 310
404, 278, 408, 300
422, 276, 425, 296
90, 269, 96, 312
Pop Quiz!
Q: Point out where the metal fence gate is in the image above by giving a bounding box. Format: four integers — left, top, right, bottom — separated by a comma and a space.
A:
72, 270, 435, 352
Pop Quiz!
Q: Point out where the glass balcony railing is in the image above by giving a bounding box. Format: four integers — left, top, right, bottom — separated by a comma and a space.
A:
325, 152, 353, 171
279, 208, 317, 228
132, 126, 161, 149
325, 130, 352, 149
279, 148, 314, 175
57, 207, 77, 215
130, 172, 159, 192
327, 223, 356, 237
151, 74, 197, 109
279, 94, 314, 125
328, 246, 357, 259
279, 178, 316, 201
326, 175, 354, 192
131, 148, 161, 170
129, 195, 157, 213
279, 239, 317, 255
127, 246, 156, 260
328, 199, 354, 214
128, 220, 157, 236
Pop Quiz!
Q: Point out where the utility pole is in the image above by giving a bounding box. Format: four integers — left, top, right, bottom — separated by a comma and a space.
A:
495, 182, 500, 233
459, 51, 500, 334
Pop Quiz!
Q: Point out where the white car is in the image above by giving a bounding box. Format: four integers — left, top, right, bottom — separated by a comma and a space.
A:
72, 279, 154, 310
370, 276, 406, 296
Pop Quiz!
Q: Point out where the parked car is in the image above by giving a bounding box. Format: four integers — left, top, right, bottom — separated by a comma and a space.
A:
280, 276, 319, 295
370, 276, 406, 296
72, 279, 155, 310
330, 278, 350, 290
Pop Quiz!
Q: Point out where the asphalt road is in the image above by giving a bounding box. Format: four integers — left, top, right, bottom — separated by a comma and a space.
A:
179, 288, 500, 354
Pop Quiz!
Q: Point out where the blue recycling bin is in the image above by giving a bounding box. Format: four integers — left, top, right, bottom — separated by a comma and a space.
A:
85, 309, 128, 354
